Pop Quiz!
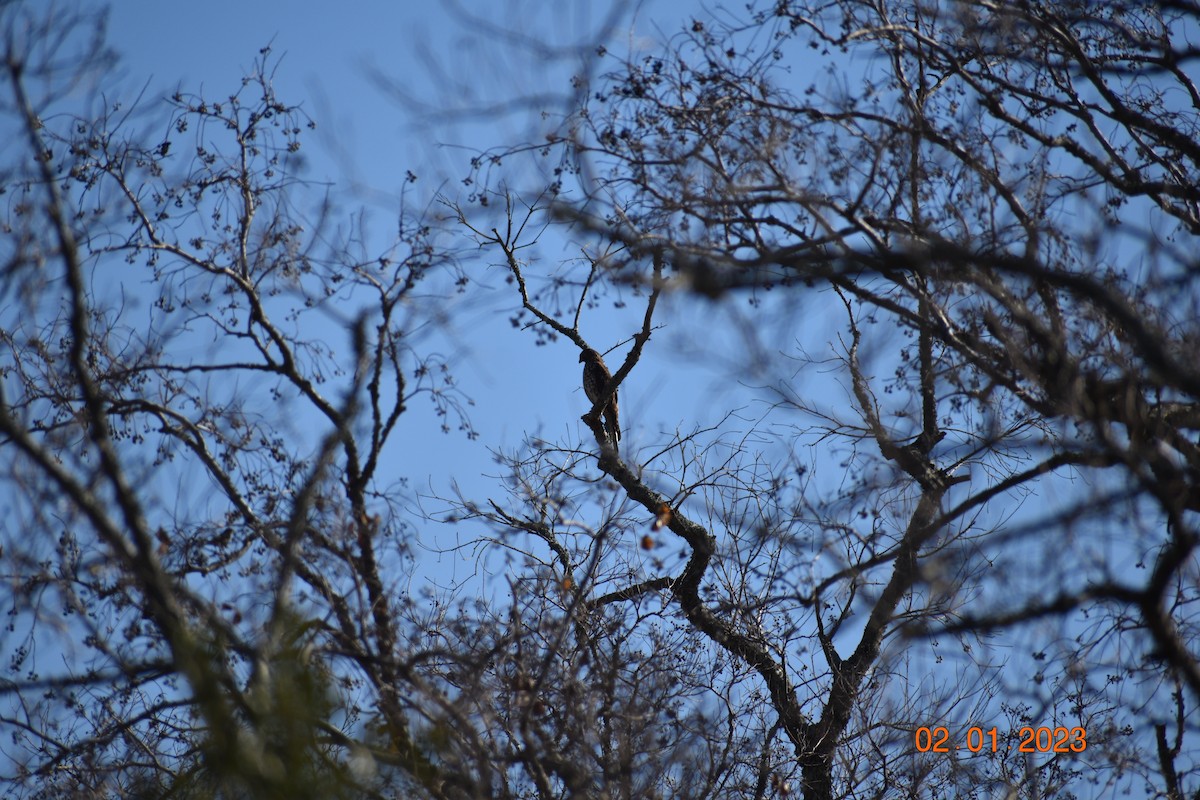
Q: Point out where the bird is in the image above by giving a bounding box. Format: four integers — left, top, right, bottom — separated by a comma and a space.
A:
580, 348, 620, 445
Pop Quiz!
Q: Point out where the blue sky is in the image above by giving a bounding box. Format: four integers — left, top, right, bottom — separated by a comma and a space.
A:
66, 0, 1169, 666
93, 0, 801, 580
85, 0, 1058, 633
3, 2, 1192, 795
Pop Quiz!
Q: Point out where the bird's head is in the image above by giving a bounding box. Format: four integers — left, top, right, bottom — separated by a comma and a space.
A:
579, 348, 597, 363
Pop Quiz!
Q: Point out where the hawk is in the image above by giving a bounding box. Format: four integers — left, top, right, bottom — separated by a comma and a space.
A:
580, 348, 620, 445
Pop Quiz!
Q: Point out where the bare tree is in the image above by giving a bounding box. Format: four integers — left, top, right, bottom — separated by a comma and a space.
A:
445, 0, 1200, 798
0, 4, 476, 798
2, 4, 715, 799
5, 0, 1200, 798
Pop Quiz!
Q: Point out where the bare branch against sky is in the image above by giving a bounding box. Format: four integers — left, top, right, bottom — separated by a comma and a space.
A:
1, 1, 1198, 798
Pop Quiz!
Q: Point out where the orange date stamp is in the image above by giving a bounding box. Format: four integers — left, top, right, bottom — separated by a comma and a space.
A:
914, 726, 1087, 754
